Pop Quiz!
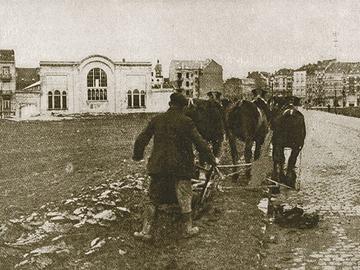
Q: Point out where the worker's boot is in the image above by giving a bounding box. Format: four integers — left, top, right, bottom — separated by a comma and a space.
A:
134, 205, 155, 241
182, 212, 199, 238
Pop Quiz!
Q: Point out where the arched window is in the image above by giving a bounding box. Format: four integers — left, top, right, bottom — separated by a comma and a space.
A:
62, 91, 67, 109
54, 90, 61, 109
87, 68, 107, 100
48, 92, 53, 109
127, 90, 132, 108
133, 89, 140, 108
140, 91, 146, 107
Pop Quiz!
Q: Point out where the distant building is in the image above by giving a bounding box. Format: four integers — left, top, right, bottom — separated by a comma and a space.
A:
323, 61, 360, 107
39, 55, 172, 115
169, 59, 223, 98
0, 49, 16, 117
292, 70, 307, 99
247, 71, 270, 90
271, 68, 293, 96
151, 59, 164, 89
223, 77, 256, 100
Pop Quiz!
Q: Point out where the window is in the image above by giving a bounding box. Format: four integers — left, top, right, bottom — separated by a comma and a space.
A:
48, 92, 53, 109
62, 91, 67, 109
128, 90, 146, 108
186, 81, 190, 87
127, 90, 132, 108
87, 68, 107, 100
54, 90, 61, 109
48, 90, 67, 110
177, 73, 182, 79
133, 90, 140, 108
3, 98, 10, 110
186, 73, 189, 79
140, 91, 146, 107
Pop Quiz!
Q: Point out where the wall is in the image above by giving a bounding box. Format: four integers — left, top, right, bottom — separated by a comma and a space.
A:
199, 61, 223, 98
15, 92, 41, 118
147, 88, 173, 113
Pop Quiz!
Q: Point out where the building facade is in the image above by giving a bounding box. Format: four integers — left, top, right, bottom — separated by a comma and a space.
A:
0, 50, 16, 117
271, 68, 293, 96
39, 55, 172, 115
292, 70, 307, 98
169, 59, 223, 98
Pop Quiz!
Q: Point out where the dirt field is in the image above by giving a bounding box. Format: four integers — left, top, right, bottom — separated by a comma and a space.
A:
0, 114, 266, 269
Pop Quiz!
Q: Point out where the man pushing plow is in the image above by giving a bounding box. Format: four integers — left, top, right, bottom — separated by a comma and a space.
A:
132, 93, 217, 240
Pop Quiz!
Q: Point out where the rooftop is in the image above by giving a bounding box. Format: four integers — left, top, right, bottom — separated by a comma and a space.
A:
170, 59, 212, 70
0, 49, 15, 62
325, 62, 360, 74
16, 68, 40, 90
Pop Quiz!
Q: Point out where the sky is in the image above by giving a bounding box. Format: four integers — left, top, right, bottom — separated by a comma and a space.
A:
1, 0, 360, 78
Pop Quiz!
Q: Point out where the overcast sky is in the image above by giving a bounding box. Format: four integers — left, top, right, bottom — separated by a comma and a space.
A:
1, 0, 360, 78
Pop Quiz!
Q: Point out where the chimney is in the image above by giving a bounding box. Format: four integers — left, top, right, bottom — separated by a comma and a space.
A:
122, 58, 125, 62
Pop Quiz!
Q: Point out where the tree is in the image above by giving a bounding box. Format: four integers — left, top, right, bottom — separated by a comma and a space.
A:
223, 78, 242, 99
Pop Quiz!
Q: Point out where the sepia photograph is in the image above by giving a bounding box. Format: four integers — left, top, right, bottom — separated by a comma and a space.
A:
1, 0, 360, 269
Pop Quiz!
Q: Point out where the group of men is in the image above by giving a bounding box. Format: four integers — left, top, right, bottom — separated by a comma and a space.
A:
132, 88, 268, 240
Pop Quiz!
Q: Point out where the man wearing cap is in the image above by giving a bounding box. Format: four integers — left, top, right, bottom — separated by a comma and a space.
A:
133, 93, 217, 240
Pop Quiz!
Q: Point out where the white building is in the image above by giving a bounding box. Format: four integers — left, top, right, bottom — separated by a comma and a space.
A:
293, 70, 307, 98
39, 55, 172, 115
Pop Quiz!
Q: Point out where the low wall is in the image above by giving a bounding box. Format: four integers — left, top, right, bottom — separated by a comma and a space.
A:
312, 106, 360, 118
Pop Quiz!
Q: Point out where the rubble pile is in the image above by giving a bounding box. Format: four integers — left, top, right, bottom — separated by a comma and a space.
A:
0, 173, 149, 269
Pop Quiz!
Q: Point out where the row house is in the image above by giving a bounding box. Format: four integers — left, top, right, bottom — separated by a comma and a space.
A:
0, 50, 16, 117
292, 70, 307, 98
270, 68, 293, 96
322, 62, 360, 107
169, 59, 223, 98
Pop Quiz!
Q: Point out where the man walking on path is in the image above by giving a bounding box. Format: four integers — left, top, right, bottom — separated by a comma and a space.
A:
133, 93, 217, 240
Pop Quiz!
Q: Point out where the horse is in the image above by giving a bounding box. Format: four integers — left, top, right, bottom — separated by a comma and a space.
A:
224, 97, 270, 179
269, 96, 306, 188
184, 98, 225, 167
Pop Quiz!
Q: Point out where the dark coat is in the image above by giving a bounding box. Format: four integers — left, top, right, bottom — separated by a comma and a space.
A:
133, 107, 216, 179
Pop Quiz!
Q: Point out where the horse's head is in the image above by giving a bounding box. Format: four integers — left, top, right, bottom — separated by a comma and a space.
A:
269, 96, 301, 120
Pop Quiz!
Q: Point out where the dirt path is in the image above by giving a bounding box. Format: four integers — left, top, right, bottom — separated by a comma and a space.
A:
262, 110, 360, 269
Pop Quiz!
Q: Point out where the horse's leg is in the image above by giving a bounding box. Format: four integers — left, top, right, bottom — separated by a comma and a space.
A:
212, 138, 222, 160
244, 139, 254, 179
254, 140, 262, 160
227, 132, 239, 181
286, 147, 301, 188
